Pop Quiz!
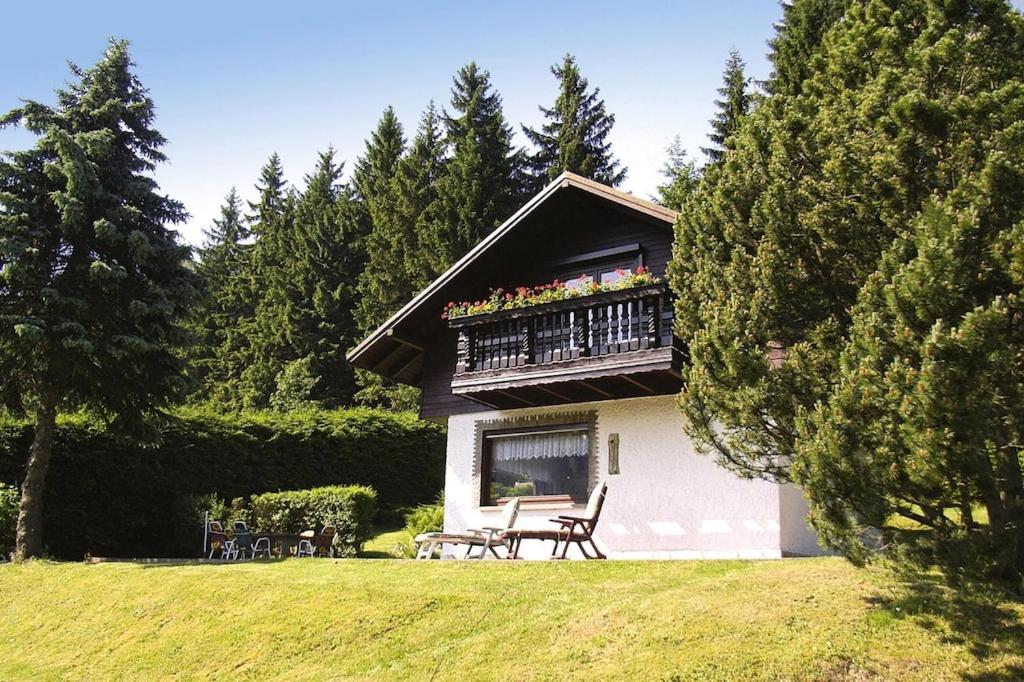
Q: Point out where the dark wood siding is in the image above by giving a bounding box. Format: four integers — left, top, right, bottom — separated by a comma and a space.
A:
418, 188, 675, 419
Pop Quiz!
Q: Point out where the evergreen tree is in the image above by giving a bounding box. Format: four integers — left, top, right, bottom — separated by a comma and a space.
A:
701, 50, 752, 163
236, 153, 296, 407
766, 0, 851, 95
352, 108, 406, 334
286, 148, 360, 406
0, 40, 200, 558
432, 62, 521, 269
188, 188, 252, 396
353, 104, 448, 411
670, 0, 1024, 583
398, 102, 448, 284
358, 103, 446, 337
657, 137, 701, 211
522, 54, 626, 190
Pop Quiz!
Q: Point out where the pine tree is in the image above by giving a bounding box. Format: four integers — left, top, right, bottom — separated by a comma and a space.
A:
657, 137, 701, 211
522, 54, 626, 191
766, 0, 851, 95
431, 62, 521, 269
670, 0, 1024, 583
188, 188, 252, 396
701, 50, 752, 164
0, 40, 200, 558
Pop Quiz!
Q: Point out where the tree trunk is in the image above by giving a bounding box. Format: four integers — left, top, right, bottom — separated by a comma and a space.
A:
14, 387, 59, 560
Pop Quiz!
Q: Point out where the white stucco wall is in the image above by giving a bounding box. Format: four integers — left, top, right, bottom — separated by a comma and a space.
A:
442, 395, 823, 560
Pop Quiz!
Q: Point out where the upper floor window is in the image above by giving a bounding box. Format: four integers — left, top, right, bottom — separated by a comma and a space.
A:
555, 244, 643, 292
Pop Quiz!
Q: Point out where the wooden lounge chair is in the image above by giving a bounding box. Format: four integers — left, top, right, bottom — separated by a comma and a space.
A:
415, 497, 520, 559
501, 481, 608, 560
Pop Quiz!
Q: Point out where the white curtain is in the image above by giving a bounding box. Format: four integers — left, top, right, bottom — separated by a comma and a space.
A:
490, 429, 588, 461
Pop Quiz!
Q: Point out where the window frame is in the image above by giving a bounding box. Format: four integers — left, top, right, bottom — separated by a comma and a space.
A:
474, 412, 598, 508
554, 244, 644, 290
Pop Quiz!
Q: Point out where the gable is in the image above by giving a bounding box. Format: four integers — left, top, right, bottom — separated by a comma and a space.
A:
346, 172, 678, 398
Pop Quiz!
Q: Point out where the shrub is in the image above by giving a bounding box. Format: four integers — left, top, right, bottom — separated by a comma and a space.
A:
0, 482, 18, 557
251, 485, 377, 557
395, 496, 444, 558
0, 407, 445, 559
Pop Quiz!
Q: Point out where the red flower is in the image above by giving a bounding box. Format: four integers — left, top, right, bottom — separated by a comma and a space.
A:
635, 265, 647, 274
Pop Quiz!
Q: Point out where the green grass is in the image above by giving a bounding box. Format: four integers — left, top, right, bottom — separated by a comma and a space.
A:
0, 558, 1021, 680
360, 525, 411, 558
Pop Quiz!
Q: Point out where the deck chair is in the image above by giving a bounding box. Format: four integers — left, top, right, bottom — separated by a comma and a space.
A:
414, 497, 520, 560
298, 526, 335, 558
501, 481, 608, 560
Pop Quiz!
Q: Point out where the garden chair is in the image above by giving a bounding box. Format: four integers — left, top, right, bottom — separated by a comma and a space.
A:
207, 521, 235, 560
501, 481, 608, 560
297, 526, 335, 558
414, 497, 520, 560
231, 521, 271, 560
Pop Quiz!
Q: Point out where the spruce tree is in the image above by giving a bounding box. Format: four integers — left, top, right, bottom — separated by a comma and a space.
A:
352, 106, 405, 242
522, 54, 626, 191
358, 103, 446, 338
657, 137, 701, 211
701, 49, 752, 164
283, 148, 360, 406
188, 188, 252, 397
397, 102, 448, 285
236, 153, 296, 407
0, 40, 200, 558
352, 108, 407, 334
432, 62, 521, 269
670, 0, 1024, 583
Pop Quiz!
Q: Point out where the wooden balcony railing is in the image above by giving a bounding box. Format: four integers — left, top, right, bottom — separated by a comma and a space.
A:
449, 283, 674, 375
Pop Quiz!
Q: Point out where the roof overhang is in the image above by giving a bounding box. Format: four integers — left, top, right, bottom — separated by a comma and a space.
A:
346, 172, 678, 383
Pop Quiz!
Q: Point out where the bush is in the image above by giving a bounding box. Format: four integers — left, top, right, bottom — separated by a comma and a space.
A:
395, 496, 444, 558
251, 485, 377, 557
0, 482, 18, 558
0, 407, 445, 559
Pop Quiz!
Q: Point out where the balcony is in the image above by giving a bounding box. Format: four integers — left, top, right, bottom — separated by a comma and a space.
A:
449, 283, 683, 409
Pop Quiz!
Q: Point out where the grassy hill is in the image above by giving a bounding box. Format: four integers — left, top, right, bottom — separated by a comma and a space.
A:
0, 558, 1020, 680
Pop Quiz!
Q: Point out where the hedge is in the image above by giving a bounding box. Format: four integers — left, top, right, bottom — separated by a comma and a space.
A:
250, 485, 377, 557
0, 408, 445, 559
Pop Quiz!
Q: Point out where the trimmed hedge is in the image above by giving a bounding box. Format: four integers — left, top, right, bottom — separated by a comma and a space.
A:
0, 408, 445, 559
251, 485, 377, 557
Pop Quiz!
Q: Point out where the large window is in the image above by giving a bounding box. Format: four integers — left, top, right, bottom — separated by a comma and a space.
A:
480, 424, 590, 506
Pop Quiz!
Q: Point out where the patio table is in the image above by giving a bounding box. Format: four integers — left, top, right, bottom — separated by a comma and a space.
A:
256, 532, 302, 558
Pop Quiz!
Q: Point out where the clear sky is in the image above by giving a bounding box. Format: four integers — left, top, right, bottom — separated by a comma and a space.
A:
8, 1, 1015, 246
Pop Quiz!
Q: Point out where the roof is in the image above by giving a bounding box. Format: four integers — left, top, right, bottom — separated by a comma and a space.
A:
346, 171, 678, 373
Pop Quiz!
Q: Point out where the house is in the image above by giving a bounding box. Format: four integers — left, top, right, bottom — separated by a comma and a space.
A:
349, 172, 823, 559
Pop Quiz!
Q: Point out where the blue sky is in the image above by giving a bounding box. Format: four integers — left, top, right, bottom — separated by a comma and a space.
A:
5, 2, 1019, 246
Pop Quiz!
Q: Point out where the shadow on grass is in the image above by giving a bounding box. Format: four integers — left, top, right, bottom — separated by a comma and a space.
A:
86, 557, 289, 569
867, 571, 1024, 681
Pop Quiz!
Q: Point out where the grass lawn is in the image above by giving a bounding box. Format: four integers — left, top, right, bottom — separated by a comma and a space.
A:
360, 525, 411, 558
0, 558, 1021, 680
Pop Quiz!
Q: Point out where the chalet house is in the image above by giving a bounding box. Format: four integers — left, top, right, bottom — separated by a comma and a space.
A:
349, 172, 823, 559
